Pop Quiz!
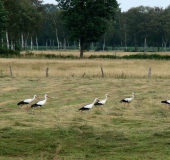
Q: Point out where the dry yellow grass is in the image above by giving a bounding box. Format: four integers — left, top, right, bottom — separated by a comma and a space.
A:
0, 57, 170, 78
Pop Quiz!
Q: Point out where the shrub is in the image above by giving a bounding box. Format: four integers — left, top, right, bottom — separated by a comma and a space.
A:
122, 54, 170, 60
89, 55, 117, 59
0, 48, 20, 56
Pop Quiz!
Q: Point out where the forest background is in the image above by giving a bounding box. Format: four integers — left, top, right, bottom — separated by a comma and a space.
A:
0, 0, 170, 54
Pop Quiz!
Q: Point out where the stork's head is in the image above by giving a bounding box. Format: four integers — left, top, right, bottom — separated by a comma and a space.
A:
95, 98, 99, 102
106, 94, 110, 97
45, 94, 50, 98
34, 95, 39, 99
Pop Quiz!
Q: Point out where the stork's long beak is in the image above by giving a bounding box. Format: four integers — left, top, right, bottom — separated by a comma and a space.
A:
47, 95, 50, 98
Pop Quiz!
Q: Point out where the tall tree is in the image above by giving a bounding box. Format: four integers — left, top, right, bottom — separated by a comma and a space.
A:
126, 7, 142, 51
56, 0, 118, 58
44, 4, 68, 50
114, 9, 128, 50
146, 7, 163, 52
161, 7, 170, 51
2, 0, 43, 50
0, 0, 7, 46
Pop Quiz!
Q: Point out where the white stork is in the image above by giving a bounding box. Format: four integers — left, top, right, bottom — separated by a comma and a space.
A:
17, 95, 38, 110
31, 94, 50, 113
94, 94, 110, 110
161, 100, 170, 108
79, 98, 99, 113
120, 92, 135, 107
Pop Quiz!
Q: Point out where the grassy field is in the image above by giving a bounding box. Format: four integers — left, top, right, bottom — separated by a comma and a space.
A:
1, 51, 170, 159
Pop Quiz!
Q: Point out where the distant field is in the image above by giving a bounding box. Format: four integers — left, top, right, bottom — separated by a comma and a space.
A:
0, 57, 170, 78
1, 55, 170, 159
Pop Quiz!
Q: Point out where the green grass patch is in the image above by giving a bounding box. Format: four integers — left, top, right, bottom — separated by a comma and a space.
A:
1, 123, 170, 159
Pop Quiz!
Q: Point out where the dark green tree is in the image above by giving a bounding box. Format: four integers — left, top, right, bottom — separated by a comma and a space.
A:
146, 7, 163, 52
126, 7, 143, 51
56, 0, 118, 58
43, 4, 68, 50
0, 0, 7, 42
114, 9, 128, 50
2, 0, 43, 50
160, 7, 170, 51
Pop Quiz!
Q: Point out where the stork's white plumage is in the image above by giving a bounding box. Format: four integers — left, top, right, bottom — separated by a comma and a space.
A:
120, 92, 135, 107
79, 98, 99, 113
94, 94, 110, 110
31, 94, 50, 113
17, 95, 38, 110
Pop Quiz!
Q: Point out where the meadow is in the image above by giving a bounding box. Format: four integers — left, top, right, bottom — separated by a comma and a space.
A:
1, 50, 170, 159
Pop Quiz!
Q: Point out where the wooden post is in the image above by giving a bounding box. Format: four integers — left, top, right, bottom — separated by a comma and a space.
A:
82, 73, 86, 78
100, 66, 104, 78
9, 66, 13, 77
46, 68, 49, 77
148, 67, 151, 78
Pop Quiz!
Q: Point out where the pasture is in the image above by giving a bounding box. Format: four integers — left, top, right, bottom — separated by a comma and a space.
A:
1, 51, 170, 159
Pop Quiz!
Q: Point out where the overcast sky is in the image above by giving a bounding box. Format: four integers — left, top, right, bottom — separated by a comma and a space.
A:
42, 0, 170, 12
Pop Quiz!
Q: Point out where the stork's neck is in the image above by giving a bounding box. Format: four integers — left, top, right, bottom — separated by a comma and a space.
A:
93, 99, 98, 104
44, 95, 47, 101
132, 94, 134, 99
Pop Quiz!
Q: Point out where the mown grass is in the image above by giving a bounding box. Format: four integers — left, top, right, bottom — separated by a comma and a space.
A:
1, 116, 170, 159
0, 56, 170, 159
0, 77, 169, 160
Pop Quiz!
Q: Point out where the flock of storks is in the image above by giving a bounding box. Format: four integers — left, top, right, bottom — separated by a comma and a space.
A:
17, 92, 137, 113
17, 94, 49, 113
17, 92, 170, 113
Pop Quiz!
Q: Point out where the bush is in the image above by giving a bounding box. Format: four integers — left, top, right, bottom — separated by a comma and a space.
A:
89, 53, 170, 60
122, 54, 170, 60
89, 55, 118, 59
25, 51, 34, 56
44, 54, 78, 59
0, 48, 20, 56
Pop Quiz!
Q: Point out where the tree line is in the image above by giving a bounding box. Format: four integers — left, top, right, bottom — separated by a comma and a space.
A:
114, 5, 170, 52
0, 0, 170, 57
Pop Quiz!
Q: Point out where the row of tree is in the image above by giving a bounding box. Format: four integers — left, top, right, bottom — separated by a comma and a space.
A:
114, 6, 170, 52
0, 0, 170, 57
0, 0, 44, 51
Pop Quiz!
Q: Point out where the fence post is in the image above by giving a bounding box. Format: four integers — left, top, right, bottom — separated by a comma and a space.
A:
100, 65, 104, 78
82, 73, 86, 78
148, 67, 151, 78
46, 68, 49, 77
10, 66, 13, 77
